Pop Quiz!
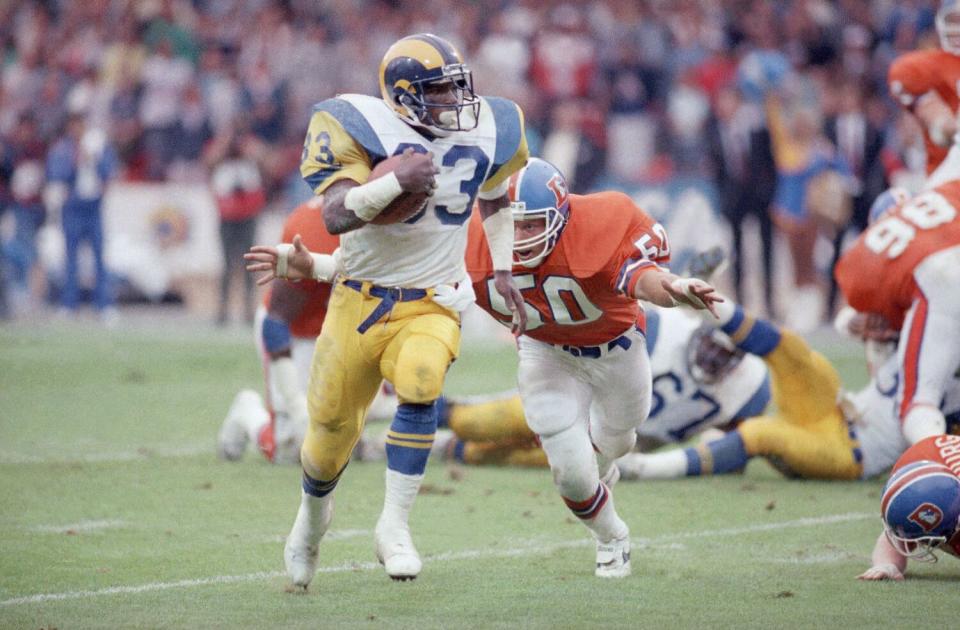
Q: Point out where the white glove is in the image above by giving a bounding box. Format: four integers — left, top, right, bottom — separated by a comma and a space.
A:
432, 277, 476, 313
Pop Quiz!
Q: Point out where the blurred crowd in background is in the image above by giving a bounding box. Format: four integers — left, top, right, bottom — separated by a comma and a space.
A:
0, 0, 944, 330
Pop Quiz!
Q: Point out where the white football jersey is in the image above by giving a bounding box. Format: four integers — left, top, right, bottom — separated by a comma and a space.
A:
302, 93, 526, 288
638, 308, 770, 445
850, 353, 960, 478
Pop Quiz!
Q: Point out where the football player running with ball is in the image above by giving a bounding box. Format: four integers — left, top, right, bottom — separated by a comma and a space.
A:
259, 34, 529, 588
464, 158, 721, 577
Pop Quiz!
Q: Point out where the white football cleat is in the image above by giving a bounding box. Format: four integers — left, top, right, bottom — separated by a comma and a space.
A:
374, 517, 422, 581
595, 535, 631, 578
217, 390, 260, 461
284, 494, 333, 589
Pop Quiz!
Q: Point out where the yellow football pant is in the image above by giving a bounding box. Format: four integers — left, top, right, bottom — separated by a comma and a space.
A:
448, 395, 530, 442
737, 329, 862, 480
446, 394, 549, 466
302, 280, 460, 481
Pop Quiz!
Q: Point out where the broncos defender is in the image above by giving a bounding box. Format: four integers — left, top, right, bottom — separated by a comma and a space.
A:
888, 1, 960, 182
835, 182, 960, 445
859, 434, 960, 580
465, 158, 721, 577
263, 34, 528, 587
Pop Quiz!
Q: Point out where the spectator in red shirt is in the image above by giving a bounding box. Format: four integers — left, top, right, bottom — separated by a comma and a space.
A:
205, 127, 267, 325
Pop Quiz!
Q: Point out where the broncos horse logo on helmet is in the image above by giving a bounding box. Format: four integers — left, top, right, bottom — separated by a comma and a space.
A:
880, 460, 960, 561
379, 34, 481, 136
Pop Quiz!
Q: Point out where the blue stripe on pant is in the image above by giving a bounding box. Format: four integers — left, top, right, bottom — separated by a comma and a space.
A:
385, 403, 438, 476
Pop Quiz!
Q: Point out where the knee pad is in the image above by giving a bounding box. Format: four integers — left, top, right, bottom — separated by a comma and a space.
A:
391, 335, 452, 403
539, 427, 597, 501
590, 426, 637, 461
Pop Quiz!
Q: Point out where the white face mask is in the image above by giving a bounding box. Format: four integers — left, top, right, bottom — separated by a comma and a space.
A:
511, 205, 567, 268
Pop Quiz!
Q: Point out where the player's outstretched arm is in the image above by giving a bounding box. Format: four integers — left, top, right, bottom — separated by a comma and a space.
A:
857, 532, 907, 581
478, 195, 527, 335
632, 269, 723, 318
244, 234, 338, 285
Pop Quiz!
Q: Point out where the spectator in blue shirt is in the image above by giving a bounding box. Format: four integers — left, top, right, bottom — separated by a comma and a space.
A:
46, 112, 118, 318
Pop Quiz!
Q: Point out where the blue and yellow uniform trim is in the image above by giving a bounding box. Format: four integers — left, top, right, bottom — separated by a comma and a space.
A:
300, 98, 389, 195
482, 97, 528, 193
717, 306, 861, 480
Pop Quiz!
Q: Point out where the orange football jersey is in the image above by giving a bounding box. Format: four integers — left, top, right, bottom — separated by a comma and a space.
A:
835, 181, 960, 328
888, 50, 960, 174
466, 191, 670, 346
262, 198, 339, 338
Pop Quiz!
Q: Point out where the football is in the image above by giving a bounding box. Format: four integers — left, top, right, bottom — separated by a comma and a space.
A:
367, 155, 430, 225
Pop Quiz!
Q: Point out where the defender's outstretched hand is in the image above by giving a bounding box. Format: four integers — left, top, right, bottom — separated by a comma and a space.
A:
661, 278, 723, 318
245, 234, 316, 285
857, 563, 904, 581
493, 270, 527, 336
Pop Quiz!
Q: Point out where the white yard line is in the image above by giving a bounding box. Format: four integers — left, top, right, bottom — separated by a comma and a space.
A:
0, 511, 873, 607
0, 445, 211, 465
258, 529, 371, 544
32, 520, 126, 534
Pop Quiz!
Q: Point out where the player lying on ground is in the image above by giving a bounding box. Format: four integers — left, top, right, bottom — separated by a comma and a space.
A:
859, 434, 960, 580
415, 303, 770, 469
616, 294, 960, 481
247, 33, 530, 587
836, 181, 960, 445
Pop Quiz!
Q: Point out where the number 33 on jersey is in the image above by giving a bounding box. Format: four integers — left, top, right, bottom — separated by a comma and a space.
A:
300, 92, 527, 287
466, 191, 670, 346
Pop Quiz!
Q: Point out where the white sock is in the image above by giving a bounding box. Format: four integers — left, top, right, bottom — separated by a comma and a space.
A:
710, 295, 737, 327
617, 450, 687, 479
903, 405, 947, 445
586, 491, 629, 543
380, 469, 423, 524
231, 389, 271, 442
295, 490, 333, 540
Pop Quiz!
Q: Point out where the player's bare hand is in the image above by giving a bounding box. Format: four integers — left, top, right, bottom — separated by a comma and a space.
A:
494, 270, 527, 336
393, 148, 439, 195
244, 234, 315, 285
662, 278, 723, 318
856, 564, 904, 581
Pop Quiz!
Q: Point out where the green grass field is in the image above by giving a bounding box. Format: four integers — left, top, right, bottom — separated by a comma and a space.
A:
1, 317, 957, 629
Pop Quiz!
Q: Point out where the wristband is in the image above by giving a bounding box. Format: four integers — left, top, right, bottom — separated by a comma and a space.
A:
482, 206, 514, 271
344, 172, 403, 222
276, 244, 294, 278
309, 252, 337, 282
